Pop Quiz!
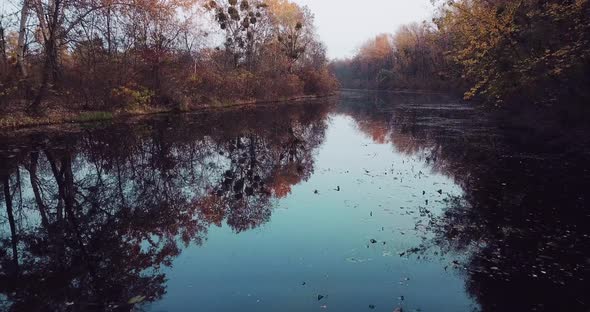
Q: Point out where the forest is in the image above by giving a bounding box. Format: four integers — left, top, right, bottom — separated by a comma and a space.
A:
1, 1, 589, 311
330, 0, 590, 107
1, 0, 589, 127
0, 0, 337, 126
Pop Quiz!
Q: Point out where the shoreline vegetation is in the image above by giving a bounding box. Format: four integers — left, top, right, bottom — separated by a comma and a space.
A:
0, 93, 336, 130
1, 0, 589, 132
330, 0, 590, 108
0, 0, 339, 128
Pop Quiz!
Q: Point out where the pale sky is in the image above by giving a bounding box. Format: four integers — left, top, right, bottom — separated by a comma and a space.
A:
293, 0, 435, 60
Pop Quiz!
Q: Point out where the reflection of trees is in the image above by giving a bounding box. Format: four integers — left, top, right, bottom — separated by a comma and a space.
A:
0, 102, 330, 311
339, 91, 590, 312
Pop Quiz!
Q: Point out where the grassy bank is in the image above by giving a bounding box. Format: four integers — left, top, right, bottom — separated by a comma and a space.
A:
0, 94, 336, 130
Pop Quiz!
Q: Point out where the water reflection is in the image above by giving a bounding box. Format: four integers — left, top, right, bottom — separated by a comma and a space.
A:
0, 103, 331, 311
0, 92, 588, 312
339, 91, 590, 312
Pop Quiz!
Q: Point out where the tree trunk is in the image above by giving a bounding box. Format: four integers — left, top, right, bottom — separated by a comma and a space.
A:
28, 151, 50, 228
0, 21, 7, 67
2, 174, 19, 275
30, 0, 61, 113
106, 6, 112, 55
16, 0, 29, 77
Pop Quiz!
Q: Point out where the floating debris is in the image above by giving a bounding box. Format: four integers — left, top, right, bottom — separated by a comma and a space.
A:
128, 295, 146, 304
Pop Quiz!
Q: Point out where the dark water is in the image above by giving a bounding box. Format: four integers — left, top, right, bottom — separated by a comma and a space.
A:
0, 91, 588, 312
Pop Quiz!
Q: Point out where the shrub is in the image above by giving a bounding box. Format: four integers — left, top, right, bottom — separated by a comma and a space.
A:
111, 84, 155, 111
300, 68, 339, 95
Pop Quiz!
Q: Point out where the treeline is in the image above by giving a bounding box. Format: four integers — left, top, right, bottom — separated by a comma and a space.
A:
0, 0, 337, 115
330, 0, 590, 106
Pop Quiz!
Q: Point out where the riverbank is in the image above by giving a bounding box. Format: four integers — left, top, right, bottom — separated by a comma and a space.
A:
0, 94, 336, 130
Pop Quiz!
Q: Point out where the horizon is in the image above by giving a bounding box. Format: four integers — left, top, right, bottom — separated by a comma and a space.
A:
293, 0, 434, 59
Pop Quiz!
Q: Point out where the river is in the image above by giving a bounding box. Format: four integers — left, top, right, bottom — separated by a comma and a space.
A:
0, 90, 588, 312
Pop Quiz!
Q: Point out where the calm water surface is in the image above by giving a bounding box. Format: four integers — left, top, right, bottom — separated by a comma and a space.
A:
0, 91, 588, 312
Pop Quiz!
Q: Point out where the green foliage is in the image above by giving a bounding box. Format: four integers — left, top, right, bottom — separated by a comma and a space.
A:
111, 84, 155, 111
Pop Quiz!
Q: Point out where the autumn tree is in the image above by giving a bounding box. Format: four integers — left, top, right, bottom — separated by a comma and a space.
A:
0, 0, 336, 116
331, 0, 590, 106
330, 34, 395, 89
266, 0, 315, 70
435, 0, 590, 104
205, 0, 270, 68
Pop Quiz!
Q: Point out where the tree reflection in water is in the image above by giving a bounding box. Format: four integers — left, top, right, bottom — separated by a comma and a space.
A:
1, 92, 588, 312
0, 102, 331, 311
340, 91, 589, 312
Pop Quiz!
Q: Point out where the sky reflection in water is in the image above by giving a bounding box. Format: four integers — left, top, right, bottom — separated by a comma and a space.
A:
0, 91, 588, 312
152, 114, 471, 312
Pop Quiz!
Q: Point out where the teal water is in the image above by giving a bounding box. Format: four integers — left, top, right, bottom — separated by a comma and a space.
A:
150, 114, 471, 312
0, 90, 588, 312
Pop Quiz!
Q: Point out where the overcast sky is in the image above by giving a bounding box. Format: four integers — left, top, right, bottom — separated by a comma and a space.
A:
293, 0, 435, 60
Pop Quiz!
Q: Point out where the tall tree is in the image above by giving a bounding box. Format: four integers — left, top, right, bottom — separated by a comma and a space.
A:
205, 0, 269, 68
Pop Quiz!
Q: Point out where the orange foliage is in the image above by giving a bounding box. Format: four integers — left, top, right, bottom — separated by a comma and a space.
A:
269, 164, 304, 198
197, 195, 226, 226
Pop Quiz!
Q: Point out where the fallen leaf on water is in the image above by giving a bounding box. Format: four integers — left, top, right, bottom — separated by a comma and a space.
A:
128, 295, 146, 304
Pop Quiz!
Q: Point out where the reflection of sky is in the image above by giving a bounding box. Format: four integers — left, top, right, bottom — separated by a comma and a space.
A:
151, 115, 475, 312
